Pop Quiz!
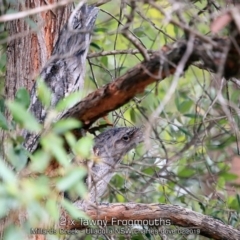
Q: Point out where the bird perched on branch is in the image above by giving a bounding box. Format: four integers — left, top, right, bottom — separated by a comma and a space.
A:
88, 127, 143, 203
65, 127, 143, 204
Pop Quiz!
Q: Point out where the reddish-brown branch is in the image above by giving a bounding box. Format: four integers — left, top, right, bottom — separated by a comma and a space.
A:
64, 42, 199, 129
64, 31, 240, 131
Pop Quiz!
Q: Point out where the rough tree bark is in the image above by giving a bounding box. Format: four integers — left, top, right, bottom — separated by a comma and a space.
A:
5, 0, 72, 108
1, 0, 72, 154
62, 203, 240, 240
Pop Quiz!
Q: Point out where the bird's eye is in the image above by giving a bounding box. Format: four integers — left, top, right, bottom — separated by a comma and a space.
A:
122, 135, 130, 141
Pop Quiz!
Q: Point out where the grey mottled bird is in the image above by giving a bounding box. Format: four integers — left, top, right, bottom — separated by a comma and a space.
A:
23, 4, 98, 153
65, 127, 143, 204
87, 127, 143, 203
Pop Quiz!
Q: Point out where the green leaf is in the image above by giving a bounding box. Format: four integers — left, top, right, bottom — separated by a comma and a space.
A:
46, 199, 59, 221
74, 181, 88, 198
0, 158, 17, 184
113, 174, 125, 188
131, 233, 145, 240
21, 177, 50, 200
56, 92, 80, 112
228, 197, 239, 211
26, 201, 48, 224
7, 101, 42, 132
0, 98, 5, 113
0, 198, 9, 218
5, 181, 19, 198
57, 168, 87, 191
37, 79, 51, 107
62, 180, 88, 202
0, 52, 6, 70
130, 108, 136, 122
237, 194, 240, 208
133, 27, 146, 37
25, 17, 38, 30
15, 88, 30, 109
7, 144, 28, 171
61, 199, 89, 220
217, 118, 228, 126
143, 167, 155, 175
41, 133, 69, 167
173, 24, 179, 38
84, 236, 92, 240
208, 136, 236, 150
177, 99, 193, 113
64, 132, 77, 149
4, 226, 26, 240
6, 8, 18, 14
30, 150, 51, 172
116, 194, 125, 203
177, 126, 192, 137
0, 111, 8, 130
90, 42, 101, 50
178, 168, 195, 177
198, 202, 206, 213
74, 136, 93, 158
220, 172, 238, 181
101, 56, 108, 67
53, 118, 81, 134
184, 113, 203, 119
94, 27, 108, 33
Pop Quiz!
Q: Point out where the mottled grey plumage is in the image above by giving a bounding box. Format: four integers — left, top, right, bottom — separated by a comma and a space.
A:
88, 127, 143, 203
23, 4, 98, 153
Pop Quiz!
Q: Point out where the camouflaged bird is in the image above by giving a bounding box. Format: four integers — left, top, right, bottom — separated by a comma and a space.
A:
23, 4, 98, 153
87, 127, 143, 203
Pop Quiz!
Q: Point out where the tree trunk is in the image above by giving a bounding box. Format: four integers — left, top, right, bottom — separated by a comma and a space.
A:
0, 0, 72, 155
